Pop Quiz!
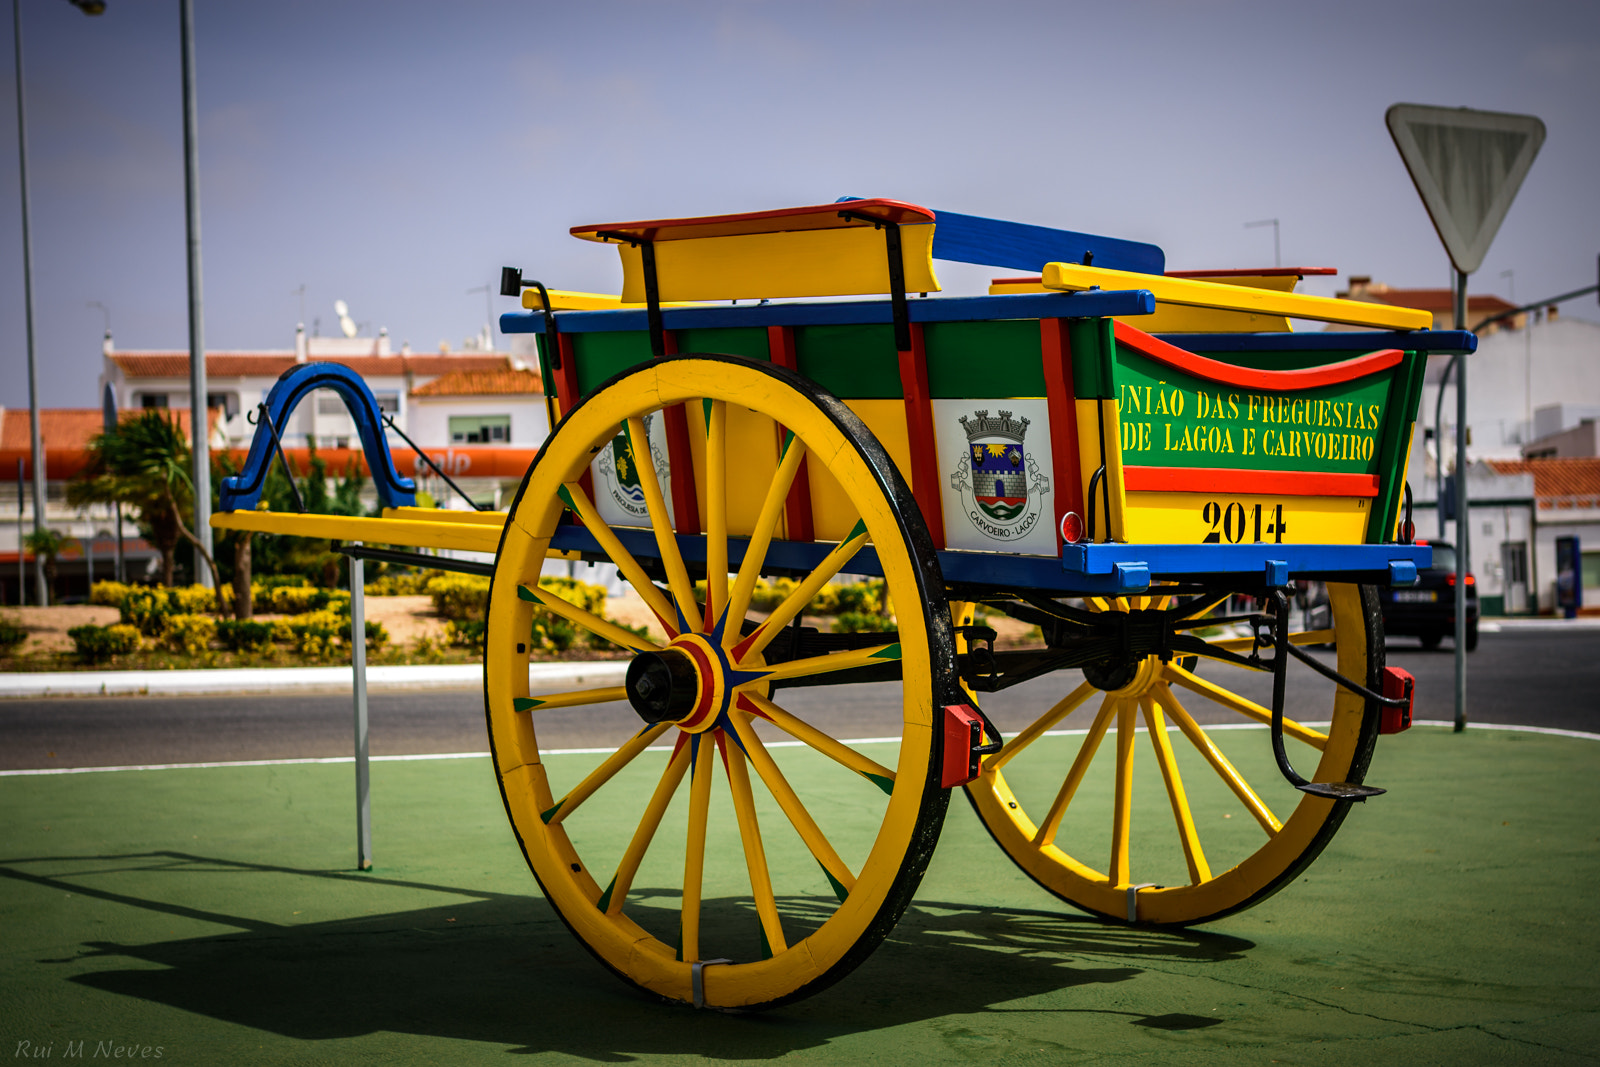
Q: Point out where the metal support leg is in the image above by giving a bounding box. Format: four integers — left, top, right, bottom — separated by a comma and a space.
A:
351, 548, 372, 870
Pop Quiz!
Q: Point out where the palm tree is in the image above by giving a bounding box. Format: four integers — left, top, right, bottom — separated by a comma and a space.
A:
70, 411, 229, 616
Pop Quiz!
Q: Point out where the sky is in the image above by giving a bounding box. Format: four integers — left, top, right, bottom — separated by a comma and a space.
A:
2, 0, 1597, 410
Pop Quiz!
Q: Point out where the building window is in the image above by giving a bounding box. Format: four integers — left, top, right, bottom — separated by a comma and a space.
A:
449, 415, 511, 444
375, 392, 400, 415
207, 392, 239, 418
315, 391, 348, 416
141, 393, 169, 409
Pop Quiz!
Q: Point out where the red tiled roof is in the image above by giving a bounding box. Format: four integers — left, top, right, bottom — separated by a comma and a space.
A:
1485, 458, 1600, 503
411, 367, 544, 397
1341, 289, 1515, 316
0, 407, 216, 462
108, 352, 511, 379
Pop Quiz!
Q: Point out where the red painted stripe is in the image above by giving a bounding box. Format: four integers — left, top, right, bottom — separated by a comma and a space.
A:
1124, 466, 1380, 498
553, 333, 580, 415
767, 325, 815, 543
899, 324, 945, 549
655, 331, 702, 538
1165, 267, 1337, 278
1040, 318, 1084, 552
1112, 322, 1403, 392
573, 198, 935, 244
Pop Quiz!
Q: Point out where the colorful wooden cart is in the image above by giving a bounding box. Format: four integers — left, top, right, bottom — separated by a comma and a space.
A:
213, 198, 1474, 1010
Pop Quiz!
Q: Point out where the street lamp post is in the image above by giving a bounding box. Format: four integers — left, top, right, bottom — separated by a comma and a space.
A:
179, 0, 212, 586
11, 0, 104, 607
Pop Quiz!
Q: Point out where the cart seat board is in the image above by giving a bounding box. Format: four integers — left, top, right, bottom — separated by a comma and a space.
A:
838, 197, 1167, 276
572, 199, 940, 303
1041, 262, 1433, 331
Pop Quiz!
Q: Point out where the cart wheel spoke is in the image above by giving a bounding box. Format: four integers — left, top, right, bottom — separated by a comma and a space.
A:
513, 686, 631, 714
559, 479, 678, 634
739, 691, 895, 792
1034, 693, 1118, 847
602, 737, 692, 914
1140, 694, 1211, 885
703, 401, 730, 631
734, 518, 870, 660
626, 414, 702, 632
1157, 682, 1282, 835
1162, 661, 1329, 750
724, 433, 807, 630
719, 733, 788, 956
542, 722, 673, 826
1109, 699, 1137, 887
988, 680, 1097, 773
730, 711, 856, 898
517, 582, 661, 654
752, 640, 899, 685
680, 733, 716, 962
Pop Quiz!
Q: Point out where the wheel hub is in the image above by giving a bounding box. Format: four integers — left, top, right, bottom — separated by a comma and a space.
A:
624, 635, 727, 732
1084, 653, 1164, 698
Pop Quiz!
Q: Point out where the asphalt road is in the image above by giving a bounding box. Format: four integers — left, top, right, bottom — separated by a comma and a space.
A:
2, 628, 1595, 772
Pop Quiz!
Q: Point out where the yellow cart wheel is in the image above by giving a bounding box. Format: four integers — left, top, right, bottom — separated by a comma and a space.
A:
965, 583, 1382, 926
485, 355, 957, 1009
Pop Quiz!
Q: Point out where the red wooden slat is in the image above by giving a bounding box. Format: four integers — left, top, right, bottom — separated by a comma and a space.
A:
1040, 318, 1085, 551
1123, 466, 1380, 498
898, 324, 945, 550
767, 325, 815, 543
1112, 322, 1404, 392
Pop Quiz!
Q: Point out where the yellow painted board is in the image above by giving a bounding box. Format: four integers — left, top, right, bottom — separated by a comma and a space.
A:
990, 278, 1293, 333
1120, 491, 1370, 545
1040, 263, 1432, 331
684, 401, 782, 540
1075, 398, 1127, 543
807, 399, 913, 543
383, 506, 509, 527
521, 289, 702, 311
616, 223, 940, 303
211, 510, 501, 553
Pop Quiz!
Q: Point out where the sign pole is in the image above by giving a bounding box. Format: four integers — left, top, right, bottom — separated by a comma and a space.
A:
351, 547, 372, 871
1453, 270, 1468, 732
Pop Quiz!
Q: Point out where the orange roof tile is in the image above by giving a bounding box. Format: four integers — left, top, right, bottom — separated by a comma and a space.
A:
0, 407, 212, 453
410, 367, 544, 397
108, 352, 512, 379
1484, 458, 1600, 502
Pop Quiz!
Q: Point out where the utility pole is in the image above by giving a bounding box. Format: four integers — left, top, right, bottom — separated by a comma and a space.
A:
180, 0, 213, 585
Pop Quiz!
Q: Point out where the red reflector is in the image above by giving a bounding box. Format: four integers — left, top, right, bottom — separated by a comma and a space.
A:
942, 704, 986, 788
1380, 667, 1414, 734
1060, 511, 1085, 544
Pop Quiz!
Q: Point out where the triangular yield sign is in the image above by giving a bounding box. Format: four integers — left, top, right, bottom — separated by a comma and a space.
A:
1386, 104, 1545, 275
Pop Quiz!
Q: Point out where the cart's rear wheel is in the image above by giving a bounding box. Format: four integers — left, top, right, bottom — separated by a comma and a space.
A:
966, 583, 1381, 925
486, 355, 955, 1009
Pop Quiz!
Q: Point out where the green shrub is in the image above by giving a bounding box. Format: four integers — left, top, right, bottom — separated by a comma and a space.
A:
363, 620, 389, 648
89, 580, 134, 607
748, 577, 798, 612
255, 584, 335, 615
217, 619, 275, 652
426, 573, 491, 622
162, 613, 216, 654
364, 569, 444, 596
539, 575, 607, 616
443, 618, 486, 649
119, 587, 173, 636
69, 623, 141, 662
168, 584, 218, 615
281, 609, 346, 658
588, 620, 649, 651
531, 613, 577, 653
0, 613, 28, 651
832, 611, 896, 634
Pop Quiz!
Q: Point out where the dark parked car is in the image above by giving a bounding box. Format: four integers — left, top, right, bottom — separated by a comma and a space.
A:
1383, 540, 1478, 651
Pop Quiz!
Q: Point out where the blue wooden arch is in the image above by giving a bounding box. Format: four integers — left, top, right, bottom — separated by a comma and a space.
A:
219, 362, 417, 512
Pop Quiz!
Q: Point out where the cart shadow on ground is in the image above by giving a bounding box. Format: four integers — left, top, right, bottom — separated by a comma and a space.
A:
7, 850, 1249, 1060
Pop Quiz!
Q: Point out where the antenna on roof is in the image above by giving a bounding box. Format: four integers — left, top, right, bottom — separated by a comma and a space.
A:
334, 299, 359, 338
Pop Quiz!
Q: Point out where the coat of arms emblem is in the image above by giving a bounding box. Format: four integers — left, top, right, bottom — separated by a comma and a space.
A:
950, 409, 1049, 542
596, 416, 667, 521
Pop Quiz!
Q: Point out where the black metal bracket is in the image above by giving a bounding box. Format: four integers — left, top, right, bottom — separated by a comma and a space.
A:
839, 210, 911, 353
249, 402, 306, 513
596, 232, 666, 358
500, 267, 561, 369
380, 414, 487, 511
1265, 589, 1386, 800
336, 543, 493, 577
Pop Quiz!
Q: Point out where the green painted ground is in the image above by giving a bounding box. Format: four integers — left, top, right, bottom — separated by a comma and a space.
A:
2, 725, 1597, 1065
